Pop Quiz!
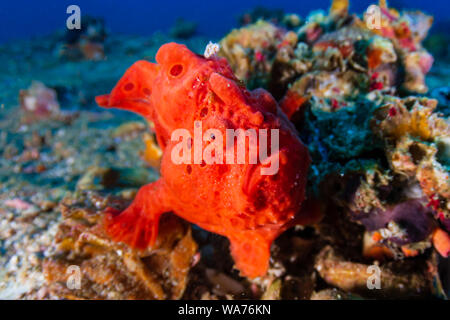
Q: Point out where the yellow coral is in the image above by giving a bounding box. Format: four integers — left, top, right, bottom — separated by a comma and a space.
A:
375, 97, 447, 141
141, 132, 162, 169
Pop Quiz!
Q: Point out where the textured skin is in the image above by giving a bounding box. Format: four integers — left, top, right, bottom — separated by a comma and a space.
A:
96, 43, 310, 278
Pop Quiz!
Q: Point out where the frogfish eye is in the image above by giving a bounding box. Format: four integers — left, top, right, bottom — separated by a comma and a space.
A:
124, 82, 134, 91
169, 64, 184, 77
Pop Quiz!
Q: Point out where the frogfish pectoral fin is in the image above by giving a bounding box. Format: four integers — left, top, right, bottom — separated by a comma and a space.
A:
104, 180, 169, 250
95, 60, 159, 119
228, 230, 276, 278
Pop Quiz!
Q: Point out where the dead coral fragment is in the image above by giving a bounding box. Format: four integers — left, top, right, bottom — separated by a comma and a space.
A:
43, 192, 197, 299
76, 166, 158, 191
315, 246, 433, 298
219, 20, 295, 89
373, 96, 447, 141
19, 82, 60, 124
141, 132, 162, 169
19, 81, 78, 124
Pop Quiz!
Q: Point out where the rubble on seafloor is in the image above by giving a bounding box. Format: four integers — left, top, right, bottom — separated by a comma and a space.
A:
0, 0, 449, 299
42, 192, 197, 300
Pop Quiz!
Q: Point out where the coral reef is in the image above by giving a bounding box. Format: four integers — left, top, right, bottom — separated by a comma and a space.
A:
314, 245, 438, 298
220, 0, 435, 108
217, 0, 449, 299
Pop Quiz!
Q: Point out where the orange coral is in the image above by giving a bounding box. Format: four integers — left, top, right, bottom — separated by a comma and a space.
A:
432, 228, 450, 258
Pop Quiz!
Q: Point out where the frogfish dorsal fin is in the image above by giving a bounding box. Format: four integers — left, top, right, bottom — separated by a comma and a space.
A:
95, 60, 159, 118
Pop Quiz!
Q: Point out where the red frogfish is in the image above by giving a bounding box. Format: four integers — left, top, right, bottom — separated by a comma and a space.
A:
96, 42, 311, 278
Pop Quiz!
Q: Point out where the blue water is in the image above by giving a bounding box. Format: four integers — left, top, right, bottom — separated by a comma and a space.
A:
0, 0, 448, 43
